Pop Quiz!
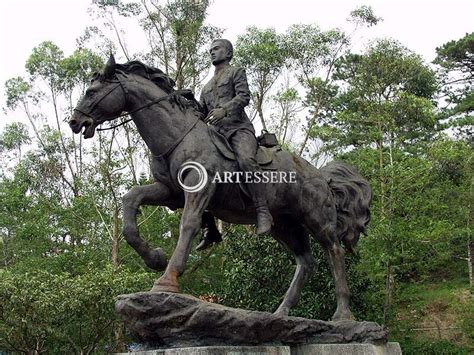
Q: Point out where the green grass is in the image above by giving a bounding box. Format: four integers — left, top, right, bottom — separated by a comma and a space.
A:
396, 337, 470, 355
390, 275, 473, 354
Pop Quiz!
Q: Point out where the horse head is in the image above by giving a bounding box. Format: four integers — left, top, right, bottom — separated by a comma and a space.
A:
69, 54, 127, 138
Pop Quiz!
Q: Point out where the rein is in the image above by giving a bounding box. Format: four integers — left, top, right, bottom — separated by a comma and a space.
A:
152, 117, 199, 159
97, 94, 172, 131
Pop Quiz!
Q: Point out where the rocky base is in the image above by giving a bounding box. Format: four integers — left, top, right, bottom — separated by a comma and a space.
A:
116, 292, 387, 348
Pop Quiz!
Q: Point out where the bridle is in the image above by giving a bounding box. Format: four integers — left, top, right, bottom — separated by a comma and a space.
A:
74, 74, 175, 131
74, 72, 200, 158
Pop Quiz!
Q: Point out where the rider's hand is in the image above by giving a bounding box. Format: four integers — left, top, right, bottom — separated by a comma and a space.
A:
206, 108, 226, 125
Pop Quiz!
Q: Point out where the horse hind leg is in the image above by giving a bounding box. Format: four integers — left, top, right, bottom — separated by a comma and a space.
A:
122, 182, 174, 271
324, 243, 354, 321
302, 181, 354, 321
272, 223, 315, 317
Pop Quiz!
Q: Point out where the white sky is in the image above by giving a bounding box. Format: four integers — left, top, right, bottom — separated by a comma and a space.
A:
0, 0, 473, 125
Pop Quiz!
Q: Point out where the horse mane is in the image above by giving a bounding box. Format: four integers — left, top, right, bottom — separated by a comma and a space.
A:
111, 60, 203, 116
116, 61, 176, 93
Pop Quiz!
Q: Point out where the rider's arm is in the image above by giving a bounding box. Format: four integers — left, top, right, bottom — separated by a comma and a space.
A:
220, 67, 250, 118
199, 92, 209, 117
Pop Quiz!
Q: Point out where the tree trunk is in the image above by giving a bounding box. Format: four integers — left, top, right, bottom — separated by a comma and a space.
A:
256, 92, 267, 131
111, 206, 120, 267
114, 324, 126, 352
51, 91, 78, 197
468, 238, 473, 288
383, 259, 392, 323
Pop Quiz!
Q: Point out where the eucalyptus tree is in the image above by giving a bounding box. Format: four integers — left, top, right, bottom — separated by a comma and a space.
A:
21, 41, 104, 197
270, 84, 303, 149
282, 6, 381, 158
139, 0, 222, 90
234, 27, 286, 131
0, 122, 30, 162
3, 42, 133, 263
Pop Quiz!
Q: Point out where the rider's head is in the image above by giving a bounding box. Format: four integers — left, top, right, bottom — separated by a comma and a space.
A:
210, 39, 233, 65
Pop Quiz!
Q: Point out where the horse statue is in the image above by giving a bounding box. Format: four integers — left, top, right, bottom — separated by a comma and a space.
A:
69, 55, 372, 321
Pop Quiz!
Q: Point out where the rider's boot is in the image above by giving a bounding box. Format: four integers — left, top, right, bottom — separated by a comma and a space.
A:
256, 206, 273, 235
247, 181, 273, 235
196, 226, 222, 251
196, 210, 222, 251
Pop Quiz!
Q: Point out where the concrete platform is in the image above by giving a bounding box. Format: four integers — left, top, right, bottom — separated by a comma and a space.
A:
291, 342, 402, 354
118, 343, 402, 354
120, 346, 290, 354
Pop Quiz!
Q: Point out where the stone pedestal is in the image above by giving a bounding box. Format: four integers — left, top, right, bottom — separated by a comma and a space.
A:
117, 343, 402, 355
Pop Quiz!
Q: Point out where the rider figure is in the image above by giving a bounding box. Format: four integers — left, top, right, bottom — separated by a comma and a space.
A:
196, 39, 273, 251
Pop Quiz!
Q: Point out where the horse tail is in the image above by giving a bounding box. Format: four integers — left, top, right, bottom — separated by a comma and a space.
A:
320, 161, 372, 253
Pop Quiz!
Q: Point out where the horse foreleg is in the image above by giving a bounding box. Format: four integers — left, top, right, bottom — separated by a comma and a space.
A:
152, 185, 214, 293
325, 243, 354, 321
122, 182, 173, 271
272, 225, 315, 317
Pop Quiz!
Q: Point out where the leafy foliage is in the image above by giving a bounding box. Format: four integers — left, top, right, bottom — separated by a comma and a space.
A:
348, 5, 382, 27
0, 122, 30, 160
327, 39, 438, 154
434, 32, 474, 142
0, 265, 154, 353
138, 0, 223, 89
234, 27, 286, 130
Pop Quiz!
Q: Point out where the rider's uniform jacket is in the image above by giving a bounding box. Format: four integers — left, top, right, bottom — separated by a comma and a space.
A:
199, 63, 254, 138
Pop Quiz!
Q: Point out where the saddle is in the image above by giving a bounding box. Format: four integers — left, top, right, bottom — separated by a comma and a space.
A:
207, 126, 280, 210
208, 126, 278, 169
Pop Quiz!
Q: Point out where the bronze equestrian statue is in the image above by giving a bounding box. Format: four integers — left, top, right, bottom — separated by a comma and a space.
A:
69, 47, 371, 321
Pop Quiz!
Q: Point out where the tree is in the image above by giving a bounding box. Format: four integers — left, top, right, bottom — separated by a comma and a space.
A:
426, 139, 473, 287
234, 27, 286, 131
269, 83, 303, 149
434, 32, 474, 142
4, 42, 147, 285
139, 0, 222, 89
283, 23, 346, 158
339, 137, 473, 325
330, 39, 438, 153
0, 266, 154, 354
0, 122, 30, 162
282, 6, 381, 159
85, 0, 142, 60
326, 38, 438, 321
21, 41, 104, 197
5, 76, 44, 147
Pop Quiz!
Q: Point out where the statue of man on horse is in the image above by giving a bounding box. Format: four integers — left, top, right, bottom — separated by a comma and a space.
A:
69, 44, 372, 320
197, 39, 273, 251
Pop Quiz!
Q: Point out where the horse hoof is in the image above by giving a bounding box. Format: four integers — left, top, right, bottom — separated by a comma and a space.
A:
273, 306, 289, 317
144, 248, 168, 271
331, 310, 355, 321
151, 284, 180, 293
